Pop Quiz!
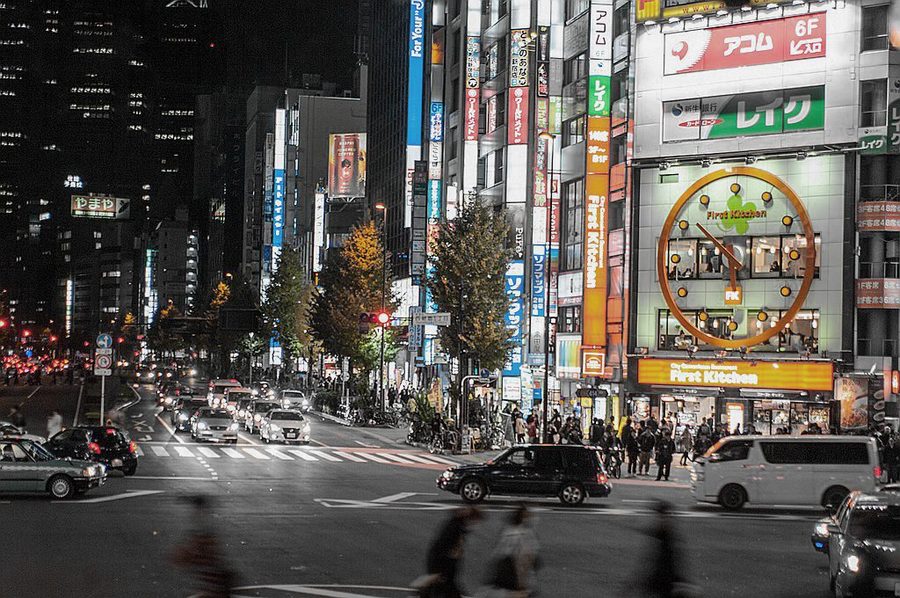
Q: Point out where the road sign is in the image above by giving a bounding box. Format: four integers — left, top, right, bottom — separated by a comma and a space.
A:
95, 348, 112, 356
96, 334, 113, 349
575, 387, 608, 399
94, 354, 113, 376
412, 312, 451, 326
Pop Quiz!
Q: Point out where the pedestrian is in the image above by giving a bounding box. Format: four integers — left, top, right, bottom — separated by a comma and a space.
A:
514, 412, 527, 445
47, 409, 63, 439
655, 429, 676, 481
171, 495, 238, 597
622, 418, 639, 476
415, 507, 482, 598
641, 501, 689, 598
8, 405, 25, 430
589, 418, 603, 445
526, 415, 538, 444
679, 426, 693, 467
478, 504, 539, 598
647, 415, 659, 434
638, 423, 656, 476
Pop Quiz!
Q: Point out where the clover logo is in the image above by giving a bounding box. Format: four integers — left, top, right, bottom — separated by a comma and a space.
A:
717, 184, 756, 235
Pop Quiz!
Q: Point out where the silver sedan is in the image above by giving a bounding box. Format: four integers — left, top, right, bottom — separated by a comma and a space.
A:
190, 408, 239, 443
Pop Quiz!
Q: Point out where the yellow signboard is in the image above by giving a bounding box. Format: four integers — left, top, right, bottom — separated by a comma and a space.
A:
637, 358, 834, 392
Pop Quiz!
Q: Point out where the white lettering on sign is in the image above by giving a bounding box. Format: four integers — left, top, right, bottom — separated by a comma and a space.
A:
667, 362, 760, 386
723, 33, 774, 56
410, 0, 424, 58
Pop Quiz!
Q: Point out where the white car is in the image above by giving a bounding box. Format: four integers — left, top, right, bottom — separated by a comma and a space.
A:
207, 379, 242, 408
0, 421, 45, 444
280, 390, 310, 412
259, 410, 310, 444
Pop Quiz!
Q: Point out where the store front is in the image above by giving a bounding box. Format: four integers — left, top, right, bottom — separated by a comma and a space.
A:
628, 357, 836, 434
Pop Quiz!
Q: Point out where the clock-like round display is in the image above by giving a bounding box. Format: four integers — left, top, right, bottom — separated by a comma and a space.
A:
656, 167, 816, 349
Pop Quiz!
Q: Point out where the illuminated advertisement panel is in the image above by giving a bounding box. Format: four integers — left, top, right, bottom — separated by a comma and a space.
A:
508, 87, 530, 145
272, 169, 285, 248
407, 0, 425, 146
327, 133, 367, 198
638, 0, 800, 23
858, 201, 900, 232
313, 191, 325, 273
664, 15, 826, 75
464, 36, 480, 141
583, 174, 608, 349
503, 261, 525, 377
509, 29, 530, 88
70, 195, 130, 219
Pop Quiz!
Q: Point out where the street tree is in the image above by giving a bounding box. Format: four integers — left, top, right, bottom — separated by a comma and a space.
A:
428, 196, 513, 376
260, 247, 316, 373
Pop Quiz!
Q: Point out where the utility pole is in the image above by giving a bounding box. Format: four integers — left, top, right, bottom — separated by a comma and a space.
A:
376, 203, 388, 412
539, 131, 557, 443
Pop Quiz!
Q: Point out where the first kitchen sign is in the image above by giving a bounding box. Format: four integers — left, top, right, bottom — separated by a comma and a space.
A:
637, 358, 834, 392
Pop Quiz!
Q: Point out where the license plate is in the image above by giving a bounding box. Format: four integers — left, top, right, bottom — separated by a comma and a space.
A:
286, 433, 297, 439
111, 459, 123, 467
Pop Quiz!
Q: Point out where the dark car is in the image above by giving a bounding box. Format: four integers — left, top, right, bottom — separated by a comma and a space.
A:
44, 426, 138, 476
436, 444, 611, 506
813, 490, 900, 596
171, 397, 210, 432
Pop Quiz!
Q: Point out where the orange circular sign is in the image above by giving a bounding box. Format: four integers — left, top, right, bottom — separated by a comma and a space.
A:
657, 167, 816, 349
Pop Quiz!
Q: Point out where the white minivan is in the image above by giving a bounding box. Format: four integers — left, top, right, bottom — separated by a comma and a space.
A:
691, 435, 880, 510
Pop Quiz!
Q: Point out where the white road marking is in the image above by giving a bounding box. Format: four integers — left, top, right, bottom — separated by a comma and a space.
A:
243, 448, 270, 460
307, 450, 341, 462
353, 452, 391, 464
377, 453, 416, 465
151, 446, 170, 457
155, 415, 186, 444
334, 451, 366, 463
198, 447, 220, 458
232, 585, 415, 597
174, 446, 194, 458
400, 453, 441, 465
266, 448, 293, 461
373, 492, 419, 503
131, 475, 217, 481
354, 440, 378, 448
238, 432, 258, 446
221, 448, 245, 459
419, 454, 456, 465
287, 449, 317, 461
60, 490, 165, 504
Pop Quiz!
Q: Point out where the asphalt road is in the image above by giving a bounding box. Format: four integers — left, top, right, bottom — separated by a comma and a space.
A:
0, 382, 833, 597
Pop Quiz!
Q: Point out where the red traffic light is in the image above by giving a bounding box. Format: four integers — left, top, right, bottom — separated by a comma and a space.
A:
376, 312, 389, 325
0, 319, 7, 328
21, 330, 30, 338
117, 337, 125, 344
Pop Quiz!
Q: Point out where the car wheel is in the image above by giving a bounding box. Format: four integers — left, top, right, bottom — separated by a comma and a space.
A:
459, 478, 487, 504
559, 482, 586, 506
822, 486, 849, 511
263, 434, 270, 444
718, 484, 747, 511
48, 474, 75, 500
123, 462, 137, 476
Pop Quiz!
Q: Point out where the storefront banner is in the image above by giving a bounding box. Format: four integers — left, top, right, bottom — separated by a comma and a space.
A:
857, 201, 900, 232
889, 78, 900, 153
537, 26, 550, 98
507, 202, 526, 260
534, 98, 550, 208
588, 75, 611, 117
637, 359, 835, 392
860, 126, 889, 156
531, 244, 547, 317
856, 279, 900, 308
662, 86, 825, 142
582, 174, 608, 348
502, 376, 522, 404
549, 194, 561, 319
429, 141, 443, 180
663, 15, 826, 76
487, 95, 498, 134
272, 169, 285, 247
837, 377, 869, 430
582, 348, 606, 377
589, 1, 613, 62
510, 30, 531, 88
312, 191, 325, 273
503, 261, 526, 377
557, 336, 582, 379
586, 116, 611, 173
465, 36, 480, 142
508, 87, 530, 145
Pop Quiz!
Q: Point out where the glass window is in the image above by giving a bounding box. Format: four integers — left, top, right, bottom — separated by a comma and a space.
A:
493, 148, 504, 183
708, 439, 753, 462
666, 239, 696, 279
563, 53, 587, 86
697, 239, 725, 278
609, 200, 625, 230
781, 235, 820, 278
504, 447, 536, 467
566, 0, 590, 21
657, 310, 694, 351
563, 115, 585, 147
848, 505, 900, 541
534, 448, 564, 471
562, 180, 584, 270
861, 79, 887, 127
752, 237, 782, 276
862, 5, 890, 52
776, 309, 820, 354
560, 306, 582, 333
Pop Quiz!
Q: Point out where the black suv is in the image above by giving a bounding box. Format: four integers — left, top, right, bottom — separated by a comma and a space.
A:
436, 445, 611, 506
171, 397, 209, 432
45, 426, 138, 475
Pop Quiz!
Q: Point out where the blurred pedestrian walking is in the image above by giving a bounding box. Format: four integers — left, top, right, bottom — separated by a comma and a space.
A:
414, 506, 483, 598
171, 495, 238, 597
47, 409, 63, 438
642, 501, 699, 598
477, 504, 539, 598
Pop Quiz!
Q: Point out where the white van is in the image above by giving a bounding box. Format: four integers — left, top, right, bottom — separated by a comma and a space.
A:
691, 435, 880, 510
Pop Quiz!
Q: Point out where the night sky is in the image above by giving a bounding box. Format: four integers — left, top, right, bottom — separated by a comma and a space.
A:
220, 0, 360, 91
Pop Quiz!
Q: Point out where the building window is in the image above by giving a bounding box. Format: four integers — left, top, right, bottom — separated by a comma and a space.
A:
611, 134, 627, 165
562, 179, 584, 270
609, 200, 624, 230
449, 77, 460, 113
493, 148, 505, 184
563, 53, 587, 86
566, 0, 590, 21
666, 235, 820, 280
862, 5, 890, 52
861, 79, 887, 127
563, 115, 585, 147
657, 309, 736, 351
559, 306, 582, 333
448, 128, 458, 160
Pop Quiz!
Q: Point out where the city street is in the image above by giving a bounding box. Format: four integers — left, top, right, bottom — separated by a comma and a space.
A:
0, 383, 831, 597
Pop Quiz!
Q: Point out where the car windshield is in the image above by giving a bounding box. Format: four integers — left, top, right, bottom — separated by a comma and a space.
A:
229, 392, 252, 401
200, 409, 231, 419
255, 403, 278, 412
849, 504, 900, 541
283, 391, 303, 398
272, 412, 303, 421
90, 428, 127, 445
237, 399, 253, 408
20, 439, 54, 461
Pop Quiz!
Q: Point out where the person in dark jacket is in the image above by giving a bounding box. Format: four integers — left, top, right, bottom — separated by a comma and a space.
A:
655, 429, 676, 481
638, 424, 656, 476
642, 501, 685, 598
418, 507, 482, 598
589, 419, 603, 445
622, 418, 639, 476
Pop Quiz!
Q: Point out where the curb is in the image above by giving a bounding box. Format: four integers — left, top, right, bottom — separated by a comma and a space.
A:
313, 410, 351, 426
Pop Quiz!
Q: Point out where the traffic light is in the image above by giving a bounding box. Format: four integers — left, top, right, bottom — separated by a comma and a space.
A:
376, 312, 389, 325
359, 312, 391, 331
0, 319, 7, 329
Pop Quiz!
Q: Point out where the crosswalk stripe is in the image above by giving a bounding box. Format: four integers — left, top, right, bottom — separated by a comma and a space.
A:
354, 452, 391, 464
174, 446, 194, 458
334, 451, 366, 463
151, 446, 170, 457
287, 449, 317, 461
419, 454, 457, 465
221, 448, 244, 459
243, 448, 270, 460
307, 450, 341, 462
266, 448, 293, 461
401, 453, 441, 465
377, 453, 417, 465
197, 447, 220, 458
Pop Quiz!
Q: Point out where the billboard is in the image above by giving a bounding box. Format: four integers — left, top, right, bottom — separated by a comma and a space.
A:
327, 133, 367, 198
583, 174, 608, 349
663, 15, 826, 76
464, 36, 480, 141
858, 201, 900, 232
857, 279, 900, 309
508, 87, 530, 145
272, 169, 285, 248
70, 195, 130, 220
503, 261, 525, 377
509, 30, 531, 88
406, 0, 425, 146
638, 0, 799, 24
637, 358, 835, 392
662, 86, 825, 142
312, 191, 325, 273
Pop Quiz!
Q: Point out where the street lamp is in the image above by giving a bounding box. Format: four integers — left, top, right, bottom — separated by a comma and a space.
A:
375, 202, 388, 412
538, 130, 557, 443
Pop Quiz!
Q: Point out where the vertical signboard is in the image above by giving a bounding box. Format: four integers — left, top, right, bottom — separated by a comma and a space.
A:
503, 261, 526, 377
508, 87, 530, 145
464, 36, 481, 141
327, 133, 367, 198
582, 0, 613, 377
889, 78, 900, 153
312, 190, 325, 273
406, 0, 426, 228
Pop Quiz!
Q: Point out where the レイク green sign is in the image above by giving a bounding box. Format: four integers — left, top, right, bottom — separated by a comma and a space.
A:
704, 87, 824, 139
588, 75, 611, 117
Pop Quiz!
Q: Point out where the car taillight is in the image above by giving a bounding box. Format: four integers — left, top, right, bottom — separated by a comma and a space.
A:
597, 472, 609, 485
87, 442, 101, 455
875, 465, 883, 480
129, 441, 137, 454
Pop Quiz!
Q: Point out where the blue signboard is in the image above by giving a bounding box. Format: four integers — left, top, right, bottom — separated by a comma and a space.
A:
429, 102, 444, 143
406, 0, 425, 146
503, 261, 525, 377
273, 169, 285, 247
531, 244, 546, 317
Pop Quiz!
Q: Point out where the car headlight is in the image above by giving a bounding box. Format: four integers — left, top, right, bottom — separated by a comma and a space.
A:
197, 422, 208, 430
845, 553, 861, 574
82, 467, 94, 477
441, 470, 455, 480
178, 413, 188, 421
254, 414, 262, 422
815, 522, 829, 537
238, 410, 245, 418
229, 422, 239, 431
282, 400, 290, 408
190, 369, 197, 376
302, 399, 309, 407
269, 424, 280, 432
251, 390, 258, 396
226, 404, 236, 412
